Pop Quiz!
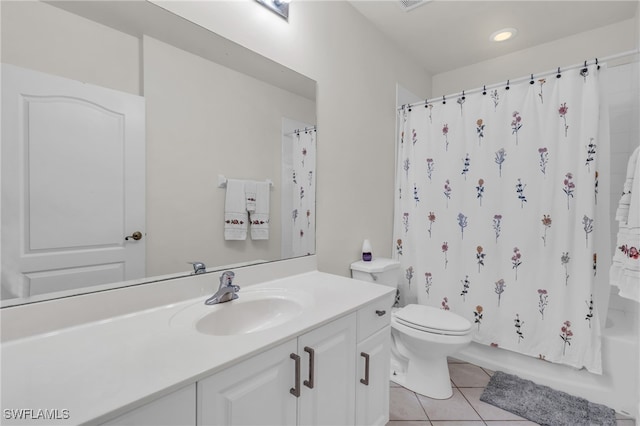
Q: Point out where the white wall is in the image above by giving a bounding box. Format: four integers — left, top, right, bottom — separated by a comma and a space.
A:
0, 1, 140, 95
150, 1, 433, 276
607, 60, 640, 321
143, 36, 315, 275
432, 19, 636, 96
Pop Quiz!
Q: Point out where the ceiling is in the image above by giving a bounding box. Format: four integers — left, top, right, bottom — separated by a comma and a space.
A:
349, 1, 638, 75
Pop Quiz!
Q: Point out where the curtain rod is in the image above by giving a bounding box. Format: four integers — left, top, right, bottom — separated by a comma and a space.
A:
400, 49, 640, 110
285, 125, 317, 137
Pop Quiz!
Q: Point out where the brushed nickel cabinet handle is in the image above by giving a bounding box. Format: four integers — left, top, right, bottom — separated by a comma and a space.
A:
303, 346, 315, 389
290, 353, 301, 397
360, 352, 370, 386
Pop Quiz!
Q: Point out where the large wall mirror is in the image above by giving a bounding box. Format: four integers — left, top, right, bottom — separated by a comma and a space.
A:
0, 0, 317, 307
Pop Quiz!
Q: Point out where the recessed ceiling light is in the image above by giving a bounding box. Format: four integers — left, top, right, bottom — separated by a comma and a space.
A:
490, 28, 517, 42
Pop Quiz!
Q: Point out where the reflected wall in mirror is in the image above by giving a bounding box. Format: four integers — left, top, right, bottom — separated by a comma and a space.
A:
0, 0, 316, 307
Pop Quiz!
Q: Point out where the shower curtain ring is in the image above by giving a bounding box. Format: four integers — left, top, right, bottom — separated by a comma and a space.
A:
580, 61, 589, 79
557, 67, 562, 78
529, 74, 534, 85
505, 80, 510, 90
442, 95, 446, 104
461, 90, 466, 100
482, 85, 487, 95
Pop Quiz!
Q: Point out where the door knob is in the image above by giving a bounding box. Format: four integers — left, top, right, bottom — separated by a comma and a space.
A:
125, 231, 143, 241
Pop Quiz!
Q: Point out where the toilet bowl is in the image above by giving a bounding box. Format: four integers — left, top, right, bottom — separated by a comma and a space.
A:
391, 304, 472, 399
350, 259, 472, 400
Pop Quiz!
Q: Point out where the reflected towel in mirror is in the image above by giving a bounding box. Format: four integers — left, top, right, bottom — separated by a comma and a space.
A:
250, 181, 270, 240
224, 179, 248, 240
245, 180, 257, 213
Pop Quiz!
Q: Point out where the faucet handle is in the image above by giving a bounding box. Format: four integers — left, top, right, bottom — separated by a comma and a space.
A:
189, 262, 206, 274
219, 270, 235, 287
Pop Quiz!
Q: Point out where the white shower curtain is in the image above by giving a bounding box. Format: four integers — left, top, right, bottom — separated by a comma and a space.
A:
393, 64, 610, 373
283, 127, 316, 257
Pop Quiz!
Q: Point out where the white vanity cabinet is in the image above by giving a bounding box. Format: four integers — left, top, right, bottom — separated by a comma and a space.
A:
355, 298, 392, 426
100, 384, 196, 426
198, 313, 357, 426
3, 268, 396, 426
198, 297, 392, 426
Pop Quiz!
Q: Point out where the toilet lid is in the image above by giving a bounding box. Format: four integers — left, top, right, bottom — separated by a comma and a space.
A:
394, 304, 472, 335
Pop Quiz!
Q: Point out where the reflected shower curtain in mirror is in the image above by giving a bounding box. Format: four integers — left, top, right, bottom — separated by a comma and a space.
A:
283, 127, 316, 257
393, 64, 610, 373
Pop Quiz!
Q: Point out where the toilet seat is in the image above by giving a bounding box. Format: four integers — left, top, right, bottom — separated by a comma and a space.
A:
393, 304, 472, 336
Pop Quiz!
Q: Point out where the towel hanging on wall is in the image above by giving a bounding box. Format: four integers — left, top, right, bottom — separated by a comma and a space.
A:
224, 179, 248, 241
250, 181, 270, 240
245, 180, 257, 213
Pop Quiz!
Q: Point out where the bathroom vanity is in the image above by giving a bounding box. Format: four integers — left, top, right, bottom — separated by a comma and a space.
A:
0, 258, 395, 425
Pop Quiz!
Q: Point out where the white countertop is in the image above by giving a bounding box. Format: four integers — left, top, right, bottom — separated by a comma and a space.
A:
1, 271, 394, 425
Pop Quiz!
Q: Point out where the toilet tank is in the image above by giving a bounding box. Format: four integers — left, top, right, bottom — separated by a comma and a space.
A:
350, 258, 400, 288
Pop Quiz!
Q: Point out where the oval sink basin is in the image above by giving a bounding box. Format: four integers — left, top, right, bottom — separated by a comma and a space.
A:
197, 297, 303, 336
170, 288, 311, 336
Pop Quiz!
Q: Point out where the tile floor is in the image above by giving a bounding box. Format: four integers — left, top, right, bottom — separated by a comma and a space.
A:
387, 358, 636, 426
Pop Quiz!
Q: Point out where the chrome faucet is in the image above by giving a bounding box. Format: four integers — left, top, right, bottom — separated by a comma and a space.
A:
205, 271, 240, 305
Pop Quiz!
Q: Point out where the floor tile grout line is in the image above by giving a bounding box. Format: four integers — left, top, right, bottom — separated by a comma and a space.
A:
411, 389, 431, 422
449, 361, 492, 424
457, 385, 490, 423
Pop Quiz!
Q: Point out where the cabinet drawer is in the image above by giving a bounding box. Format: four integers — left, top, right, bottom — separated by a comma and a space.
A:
357, 295, 392, 341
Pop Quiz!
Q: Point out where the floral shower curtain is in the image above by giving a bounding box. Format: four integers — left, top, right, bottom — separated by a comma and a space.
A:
284, 127, 316, 257
393, 64, 610, 373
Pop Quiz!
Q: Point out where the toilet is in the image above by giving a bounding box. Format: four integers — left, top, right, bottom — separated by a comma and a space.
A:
351, 258, 472, 399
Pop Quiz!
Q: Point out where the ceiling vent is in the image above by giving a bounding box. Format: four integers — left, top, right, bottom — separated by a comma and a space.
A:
398, 0, 429, 12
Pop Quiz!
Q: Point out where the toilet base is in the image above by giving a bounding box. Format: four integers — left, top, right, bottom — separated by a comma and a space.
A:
391, 355, 453, 400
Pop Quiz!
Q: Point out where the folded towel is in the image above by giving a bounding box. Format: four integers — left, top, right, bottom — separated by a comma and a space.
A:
615, 146, 639, 222
611, 146, 640, 302
250, 181, 270, 240
224, 179, 247, 240
245, 180, 257, 213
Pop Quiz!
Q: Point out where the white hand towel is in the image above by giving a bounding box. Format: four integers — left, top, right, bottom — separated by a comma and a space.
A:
611, 145, 640, 302
245, 180, 257, 213
615, 146, 639, 222
250, 181, 270, 240
224, 179, 248, 240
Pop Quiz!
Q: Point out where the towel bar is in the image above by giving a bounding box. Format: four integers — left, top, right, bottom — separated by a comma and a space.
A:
217, 174, 274, 188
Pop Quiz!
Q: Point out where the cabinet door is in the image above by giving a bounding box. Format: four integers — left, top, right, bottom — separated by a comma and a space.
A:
100, 384, 195, 426
297, 313, 357, 426
198, 339, 297, 426
355, 326, 391, 426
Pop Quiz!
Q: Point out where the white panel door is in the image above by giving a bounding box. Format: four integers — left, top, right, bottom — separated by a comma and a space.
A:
297, 313, 357, 426
1, 64, 145, 298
